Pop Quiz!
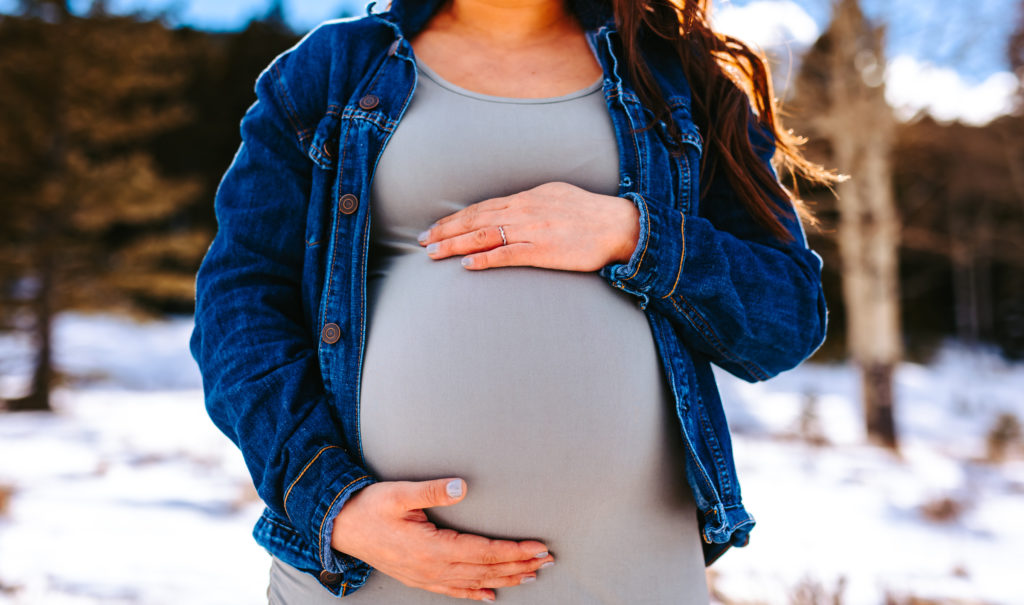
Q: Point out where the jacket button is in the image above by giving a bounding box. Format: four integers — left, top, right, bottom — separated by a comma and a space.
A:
339, 193, 359, 215
358, 94, 379, 110
319, 570, 343, 587
321, 323, 341, 344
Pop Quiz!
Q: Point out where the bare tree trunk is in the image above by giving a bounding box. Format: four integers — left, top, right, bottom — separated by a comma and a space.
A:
817, 0, 902, 449
7, 242, 55, 412
833, 138, 901, 449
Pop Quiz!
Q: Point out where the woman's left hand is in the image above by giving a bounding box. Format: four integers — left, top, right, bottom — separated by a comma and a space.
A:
418, 182, 640, 272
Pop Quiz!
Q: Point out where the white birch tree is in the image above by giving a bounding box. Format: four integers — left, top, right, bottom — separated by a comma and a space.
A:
795, 0, 901, 448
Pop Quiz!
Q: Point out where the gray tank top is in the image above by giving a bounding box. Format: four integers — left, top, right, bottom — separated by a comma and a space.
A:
344, 60, 707, 604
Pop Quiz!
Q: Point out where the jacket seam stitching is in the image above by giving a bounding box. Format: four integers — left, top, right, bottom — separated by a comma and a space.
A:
622, 194, 650, 282
696, 402, 732, 495
348, 57, 397, 132
271, 61, 311, 148
354, 211, 372, 464
318, 475, 371, 569
678, 415, 719, 513
661, 213, 685, 298
283, 445, 339, 522
261, 511, 300, 536
667, 295, 768, 380
319, 121, 353, 334
340, 106, 399, 132
671, 293, 762, 379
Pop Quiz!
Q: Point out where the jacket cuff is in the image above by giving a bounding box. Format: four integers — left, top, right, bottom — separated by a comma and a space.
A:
283, 445, 376, 590
599, 192, 685, 303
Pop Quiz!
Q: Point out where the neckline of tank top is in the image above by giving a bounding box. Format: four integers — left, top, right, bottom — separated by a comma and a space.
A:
415, 60, 604, 105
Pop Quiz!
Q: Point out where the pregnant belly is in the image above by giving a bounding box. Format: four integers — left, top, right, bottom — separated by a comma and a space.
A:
358, 253, 693, 546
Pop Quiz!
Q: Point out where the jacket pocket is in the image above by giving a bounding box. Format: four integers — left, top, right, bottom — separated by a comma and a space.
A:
306, 108, 341, 170
656, 112, 702, 215
303, 110, 342, 250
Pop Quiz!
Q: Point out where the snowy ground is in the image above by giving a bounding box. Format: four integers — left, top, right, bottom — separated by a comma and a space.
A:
1, 313, 1022, 604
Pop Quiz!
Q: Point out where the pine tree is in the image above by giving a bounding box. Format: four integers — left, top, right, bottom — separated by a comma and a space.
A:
0, 7, 206, 411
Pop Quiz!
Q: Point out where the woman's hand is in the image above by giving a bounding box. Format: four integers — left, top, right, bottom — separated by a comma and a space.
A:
331, 478, 554, 602
418, 182, 640, 272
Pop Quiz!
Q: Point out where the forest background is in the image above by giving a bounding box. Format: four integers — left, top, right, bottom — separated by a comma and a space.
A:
3, 0, 1024, 412
1, 0, 1023, 603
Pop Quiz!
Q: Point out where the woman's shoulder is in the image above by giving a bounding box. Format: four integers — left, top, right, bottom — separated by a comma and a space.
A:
298, 13, 397, 61
261, 13, 396, 133
276, 14, 395, 85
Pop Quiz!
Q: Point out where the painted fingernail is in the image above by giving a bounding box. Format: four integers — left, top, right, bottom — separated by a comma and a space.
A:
461, 256, 474, 268
520, 576, 536, 584
540, 561, 554, 569
417, 230, 430, 243
533, 551, 548, 559
446, 479, 463, 499
426, 243, 440, 254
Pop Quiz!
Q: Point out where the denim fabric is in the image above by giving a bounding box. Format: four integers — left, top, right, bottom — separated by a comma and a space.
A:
190, 0, 827, 596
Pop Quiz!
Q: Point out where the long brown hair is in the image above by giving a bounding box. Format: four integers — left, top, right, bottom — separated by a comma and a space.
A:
602, 0, 836, 240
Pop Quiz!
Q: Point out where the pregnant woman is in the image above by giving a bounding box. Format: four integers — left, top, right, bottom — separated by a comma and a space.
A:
190, 0, 832, 602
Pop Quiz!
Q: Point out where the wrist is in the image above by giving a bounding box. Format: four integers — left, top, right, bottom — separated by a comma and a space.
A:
612, 198, 641, 264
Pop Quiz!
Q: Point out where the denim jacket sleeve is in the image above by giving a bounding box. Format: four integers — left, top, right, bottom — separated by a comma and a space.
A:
189, 49, 375, 578
600, 119, 827, 381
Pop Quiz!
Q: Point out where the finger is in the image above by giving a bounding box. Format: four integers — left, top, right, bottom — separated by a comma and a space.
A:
434, 529, 549, 564
421, 207, 507, 245
461, 243, 536, 270
446, 556, 554, 583
426, 226, 506, 259
448, 573, 539, 590
433, 196, 512, 229
426, 585, 497, 602
390, 478, 466, 510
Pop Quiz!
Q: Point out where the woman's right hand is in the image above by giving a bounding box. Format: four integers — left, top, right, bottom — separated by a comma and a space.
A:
331, 478, 554, 602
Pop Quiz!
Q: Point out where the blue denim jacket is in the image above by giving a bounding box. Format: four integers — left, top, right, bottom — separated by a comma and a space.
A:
190, 0, 827, 595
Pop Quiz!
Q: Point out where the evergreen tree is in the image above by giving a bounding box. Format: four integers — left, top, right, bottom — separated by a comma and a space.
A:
0, 8, 206, 411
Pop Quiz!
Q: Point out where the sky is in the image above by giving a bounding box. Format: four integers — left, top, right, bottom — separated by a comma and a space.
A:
712, 0, 1021, 124
0, 0, 366, 30
0, 0, 1020, 124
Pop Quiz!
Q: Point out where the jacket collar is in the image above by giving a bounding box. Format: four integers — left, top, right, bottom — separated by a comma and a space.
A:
370, 0, 615, 37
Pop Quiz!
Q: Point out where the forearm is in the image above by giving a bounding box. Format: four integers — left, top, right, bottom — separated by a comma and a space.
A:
189, 53, 376, 575
601, 190, 827, 382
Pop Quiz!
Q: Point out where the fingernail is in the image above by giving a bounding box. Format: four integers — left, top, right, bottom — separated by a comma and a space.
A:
540, 561, 554, 569
520, 576, 536, 584
417, 230, 430, 243
482, 597, 495, 603
446, 479, 463, 499
461, 256, 474, 268
533, 551, 548, 559
426, 243, 440, 254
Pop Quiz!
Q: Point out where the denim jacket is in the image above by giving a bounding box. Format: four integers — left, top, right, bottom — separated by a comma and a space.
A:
190, 0, 827, 596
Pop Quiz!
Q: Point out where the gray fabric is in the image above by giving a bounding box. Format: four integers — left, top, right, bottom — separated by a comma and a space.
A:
270, 557, 342, 604
269, 61, 709, 604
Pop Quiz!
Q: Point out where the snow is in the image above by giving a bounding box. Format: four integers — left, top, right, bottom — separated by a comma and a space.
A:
2, 313, 1023, 604
712, 348, 1024, 604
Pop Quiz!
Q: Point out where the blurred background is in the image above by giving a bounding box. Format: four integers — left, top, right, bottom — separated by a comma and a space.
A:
0, 0, 1022, 603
